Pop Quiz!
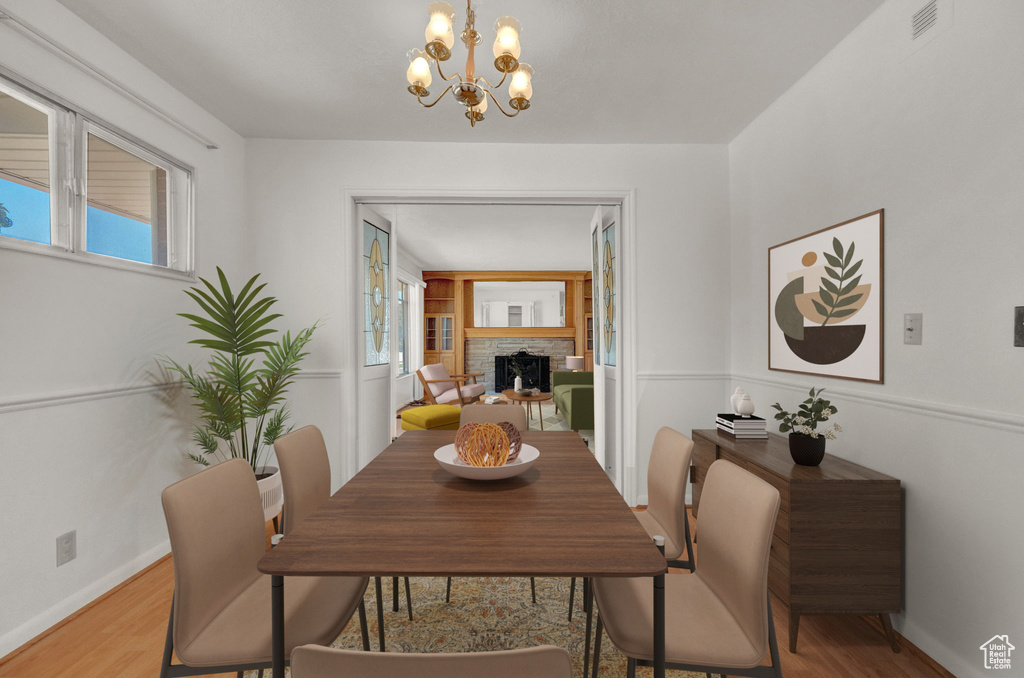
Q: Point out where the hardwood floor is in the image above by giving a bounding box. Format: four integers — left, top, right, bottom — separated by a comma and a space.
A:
0, 513, 951, 678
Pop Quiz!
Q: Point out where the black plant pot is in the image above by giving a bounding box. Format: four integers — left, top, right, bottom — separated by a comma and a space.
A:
788, 433, 826, 466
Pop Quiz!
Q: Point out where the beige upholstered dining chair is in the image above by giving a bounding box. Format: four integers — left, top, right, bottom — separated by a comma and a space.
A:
589, 459, 783, 678
417, 363, 486, 405
291, 644, 574, 678
159, 458, 370, 678
275, 425, 407, 653
570, 426, 695, 626
459, 403, 528, 431
634, 426, 695, 571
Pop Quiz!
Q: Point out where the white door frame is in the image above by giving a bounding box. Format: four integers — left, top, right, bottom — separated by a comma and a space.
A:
341, 188, 639, 504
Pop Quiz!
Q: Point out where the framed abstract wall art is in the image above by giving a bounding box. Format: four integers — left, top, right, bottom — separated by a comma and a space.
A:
769, 209, 884, 383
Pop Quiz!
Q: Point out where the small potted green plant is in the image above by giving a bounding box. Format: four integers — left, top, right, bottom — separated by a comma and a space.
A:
770, 387, 841, 466
162, 267, 318, 522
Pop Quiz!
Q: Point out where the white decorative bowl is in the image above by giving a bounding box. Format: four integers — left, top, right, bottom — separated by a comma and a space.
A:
434, 444, 540, 480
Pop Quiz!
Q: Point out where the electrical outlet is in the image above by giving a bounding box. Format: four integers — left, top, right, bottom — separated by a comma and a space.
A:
56, 530, 76, 567
904, 313, 923, 345
1016, 307, 1024, 347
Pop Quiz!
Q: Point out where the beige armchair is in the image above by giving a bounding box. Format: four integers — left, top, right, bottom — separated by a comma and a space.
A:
417, 363, 485, 405
291, 644, 573, 678
589, 459, 783, 678
159, 458, 369, 678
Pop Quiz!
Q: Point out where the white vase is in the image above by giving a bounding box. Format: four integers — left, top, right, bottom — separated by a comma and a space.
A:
514, 376, 523, 392
731, 388, 746, 414
255, 465, 283, 524
736, 394, 755, 418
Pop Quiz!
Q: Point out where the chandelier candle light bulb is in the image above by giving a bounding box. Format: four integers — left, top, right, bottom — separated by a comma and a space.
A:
406, 49, 432, 93
407, 0, 533, 126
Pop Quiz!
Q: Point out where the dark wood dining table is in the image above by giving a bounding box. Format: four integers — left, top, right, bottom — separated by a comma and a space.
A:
257, 429, 668, 677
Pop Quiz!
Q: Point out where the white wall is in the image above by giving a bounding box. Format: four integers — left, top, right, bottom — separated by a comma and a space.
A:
244, 140, 732, 497
727, 1, 1024, 675
0, 0, 247, 656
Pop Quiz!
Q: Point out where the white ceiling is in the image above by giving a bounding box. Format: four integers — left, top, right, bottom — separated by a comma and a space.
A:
54, 0, 884, 144
391, 203, 594, 271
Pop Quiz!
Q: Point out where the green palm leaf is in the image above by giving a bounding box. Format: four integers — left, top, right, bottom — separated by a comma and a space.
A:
835, 293, 863, 308
839, 275, 862, 296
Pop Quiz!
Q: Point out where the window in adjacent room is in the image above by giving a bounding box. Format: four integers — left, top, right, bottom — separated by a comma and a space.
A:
397, 280, 410, 376
508, 304, 523, 327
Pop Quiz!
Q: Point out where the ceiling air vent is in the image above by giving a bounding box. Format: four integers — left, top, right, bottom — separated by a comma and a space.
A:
912, 0, 938, 40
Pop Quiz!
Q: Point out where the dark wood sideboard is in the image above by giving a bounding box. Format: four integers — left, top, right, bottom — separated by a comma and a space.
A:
691, 429, 903, 653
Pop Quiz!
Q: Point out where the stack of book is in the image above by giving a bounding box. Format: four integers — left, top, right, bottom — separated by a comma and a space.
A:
716, 413, 768, 439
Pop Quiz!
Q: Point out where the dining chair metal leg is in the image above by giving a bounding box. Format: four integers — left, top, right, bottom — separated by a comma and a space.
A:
392, 577, 399, 612
159, 598, 174, 678
592, 611, 604, 678
530, 577, 536, 604
767, 594, 783, 678
404, 577, 413, 621
446, 576, 452, 602
626, 657, 637, 678
375, 576, 386, 652
357, 599, 370, 651
568, 577, 576, 621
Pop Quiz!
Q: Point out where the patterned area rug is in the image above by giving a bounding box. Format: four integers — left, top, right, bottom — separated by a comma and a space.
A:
247, 576, 701, 677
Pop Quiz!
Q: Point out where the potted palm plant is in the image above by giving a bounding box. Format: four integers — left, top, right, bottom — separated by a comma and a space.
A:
162, 267, 317, 522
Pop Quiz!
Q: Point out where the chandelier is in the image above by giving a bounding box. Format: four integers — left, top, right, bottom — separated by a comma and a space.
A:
405, 0, 534, 127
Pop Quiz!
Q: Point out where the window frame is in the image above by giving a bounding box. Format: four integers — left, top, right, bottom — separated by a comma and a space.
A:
396, 280, 410, 377
0, 67, 195, 279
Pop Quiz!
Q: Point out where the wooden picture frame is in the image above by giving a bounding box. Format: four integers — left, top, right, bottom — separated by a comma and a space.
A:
769, 209, 884, 383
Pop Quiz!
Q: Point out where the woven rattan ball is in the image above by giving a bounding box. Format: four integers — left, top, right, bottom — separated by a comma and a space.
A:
496, 421, 523, 461
455, 422, 511, 467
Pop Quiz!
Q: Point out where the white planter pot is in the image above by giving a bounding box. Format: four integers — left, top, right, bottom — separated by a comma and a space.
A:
256, 465, 283, 524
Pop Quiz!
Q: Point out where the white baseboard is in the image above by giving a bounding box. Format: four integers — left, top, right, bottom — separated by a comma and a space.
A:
0, 540, 171, 659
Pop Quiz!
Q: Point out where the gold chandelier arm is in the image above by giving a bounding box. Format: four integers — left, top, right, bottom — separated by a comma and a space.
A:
434, 59, 464, 83
417, 84, 456, 108
484, 89, 520, 118
476, 69, 509, 90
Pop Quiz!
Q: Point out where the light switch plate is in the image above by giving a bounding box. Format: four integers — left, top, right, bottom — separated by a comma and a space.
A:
904, 313, 923, 345
1015, 307, 1024, 347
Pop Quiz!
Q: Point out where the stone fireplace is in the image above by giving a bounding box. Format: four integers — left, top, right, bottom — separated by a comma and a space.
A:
465, 338, 576, 393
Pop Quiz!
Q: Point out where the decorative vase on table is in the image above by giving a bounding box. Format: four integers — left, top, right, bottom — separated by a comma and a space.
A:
514, 376, 523, 392
788, 433, 826, 466
736, 394, 755, 418
730, 388, 746, 414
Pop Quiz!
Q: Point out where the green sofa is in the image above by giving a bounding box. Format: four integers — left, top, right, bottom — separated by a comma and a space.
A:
551, 371, 594, 431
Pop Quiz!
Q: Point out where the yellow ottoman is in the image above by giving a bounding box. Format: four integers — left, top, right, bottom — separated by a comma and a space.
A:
401, 404, 461, 431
